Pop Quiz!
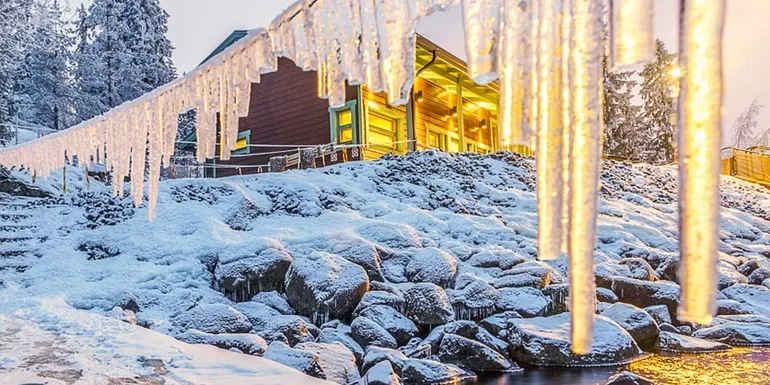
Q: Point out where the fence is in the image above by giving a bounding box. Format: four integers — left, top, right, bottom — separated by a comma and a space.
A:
721, 146, 770, 187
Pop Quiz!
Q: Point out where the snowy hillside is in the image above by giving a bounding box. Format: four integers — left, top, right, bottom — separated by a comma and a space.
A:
2, 150, 770, 384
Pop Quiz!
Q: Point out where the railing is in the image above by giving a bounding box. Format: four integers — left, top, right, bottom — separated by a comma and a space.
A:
720, 146, 770, 186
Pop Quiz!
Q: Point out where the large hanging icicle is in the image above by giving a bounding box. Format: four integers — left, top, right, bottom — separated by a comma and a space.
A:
560, 0, 574, 256
497, 0, 531, 147
609, 0, 655, 70
676, 0, 726, 326
568, 0, 603, 354
462, 0, 502, 85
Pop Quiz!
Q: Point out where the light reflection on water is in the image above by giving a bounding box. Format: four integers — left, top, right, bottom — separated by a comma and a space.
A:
475, 348, 770, 385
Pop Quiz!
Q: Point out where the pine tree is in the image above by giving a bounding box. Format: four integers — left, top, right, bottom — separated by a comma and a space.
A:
0, 0, 35, 141
638, 40, 678, 165
72, 3, 108, 122
602, 53, 640, 160
121, 0, 176, 92
731, 99, 764, 149
13, 0, 76, 130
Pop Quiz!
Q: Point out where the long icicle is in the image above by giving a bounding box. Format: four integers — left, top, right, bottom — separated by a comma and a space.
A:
536, 0, 564, 261
560, 0, 574, 255
676, 0, 725, 325
497, 0, 531, 148
569, 0, 603, 354
609, 0, 655, 71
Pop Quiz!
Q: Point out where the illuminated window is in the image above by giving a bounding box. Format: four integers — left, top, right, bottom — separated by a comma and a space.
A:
449, 138, 460, 152
428, 131, 447, 151
233, 131, 251, 155
340, 127, 353, 143
330, 101, 357, 145
367, 111, 403, 154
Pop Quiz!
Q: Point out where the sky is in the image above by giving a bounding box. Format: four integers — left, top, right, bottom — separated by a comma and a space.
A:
69, 0, 770, 139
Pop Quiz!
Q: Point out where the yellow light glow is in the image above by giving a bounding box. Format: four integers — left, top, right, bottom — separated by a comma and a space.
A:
669, 66, 682, 79
610, 0, 655, 70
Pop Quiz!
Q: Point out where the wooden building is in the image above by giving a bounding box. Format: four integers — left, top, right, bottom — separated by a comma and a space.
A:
181, 31, 530, 177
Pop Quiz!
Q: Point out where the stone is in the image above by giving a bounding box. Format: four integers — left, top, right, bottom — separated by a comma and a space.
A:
655, 257, 680, 283
437, 334, 512, 372
351, 316, 398, 349
653, 331, 731, 353
748, 268, 770, 285
263, 341, 326, 379
405, 247, 458, 288
354, 291, 406, 316
644, 305, 672, 326
597, 288, 619, 303
177, 329, 268, 355
721, 284, 770, 317
494, 266, 551, 289
233, 302, 281, 332
495, 287, 551, 318
509, 314, 642, 367
250, 291, 294, 315
542, 284, 570, 316
317, 326, 365, 364
215, 246, 293, 302
361, 346, 409, 374
611, 277, 680, 320
480, 311, 522, 337
711, 314, 770, 326
296, 342, 361, 384
404, 283, 455, 325
284, 252, 369, 323
399, 359, 475, 385
173, 304, 252, 334
605, 371, 655, 385
447, 278, 499, 321
257, 315, 317, 347
359, 305, 419, 346
717, 299, 752, 316
362, 361, 402, 385
596, 263, 623, 288
658, 323, 679, 334
738, 259, 770, 277
619, 258, 655, 281
718, 266, 749, 290
693, 322, 770, 346
601, 303, 660, 346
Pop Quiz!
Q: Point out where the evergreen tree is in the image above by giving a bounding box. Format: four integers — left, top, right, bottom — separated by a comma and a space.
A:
122, 0, 176, 92
72, 3, 108, 122
13, 0, 76, 130
731, 99, 764, 149
0, 0, 35, 141
602, 53, 640, 160
638, 40, 678, 165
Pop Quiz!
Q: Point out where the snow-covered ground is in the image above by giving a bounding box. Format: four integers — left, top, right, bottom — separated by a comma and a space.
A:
1, 150, 770, 384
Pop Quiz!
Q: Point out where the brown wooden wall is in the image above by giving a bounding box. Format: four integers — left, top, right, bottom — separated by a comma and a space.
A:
209, 58, 337, 177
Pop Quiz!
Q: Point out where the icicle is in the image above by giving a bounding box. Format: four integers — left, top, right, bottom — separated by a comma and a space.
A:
609, 0, 655, 71
462, 0, 502, 85
676, 0, 725, 326
497, 0, 531, 147
536, 0, 564, 261
569, 0, 603, 355
375, 0, 417, 106
129, 106, 148, 208
561, 0, 574, 255
359, 0, 385, 93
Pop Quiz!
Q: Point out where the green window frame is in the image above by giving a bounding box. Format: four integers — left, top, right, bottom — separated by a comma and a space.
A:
232, 131, 251, 155
365, 103, 406, 155
330, 100, 358, 145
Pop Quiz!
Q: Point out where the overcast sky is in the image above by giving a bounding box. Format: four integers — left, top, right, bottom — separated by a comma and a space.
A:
70, 0, 770, 138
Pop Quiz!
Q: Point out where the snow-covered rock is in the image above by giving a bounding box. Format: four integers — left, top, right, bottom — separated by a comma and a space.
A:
251, 291, 294, 315
351, 316, 398, 349
721, 284, 770, 317
317, 324, 365, 363
748, 268, 770, 285
738, 259, 770, 277
509, 313, 642, 366
653, 331, 731, 353
605, 371, 655, 385
295, 342, 361, 384
437, 333, 513, 372
480, 311, 522, 337
495, 287, 551, 317
494, 265, 552, 289
717, 299, 752, 316
718, 265, 749, 290
644, 305, 672, 326
362, 346, 409, 374
214, 244, 293, 302
362, 360, 402, 385
354, 291, 405, 316
172, 304, 252, 334
597, 288, 619, 303
403, 283, 455, 325
105, 306, 137, 325
611, 277, 680, 319
284, 252, 369, 323
710, 314, 770, 326
601, 303, 660, 346
257, 315, 317, 346
405, 247, 458, 287
233, 301, 281, 331
358, 305, 419, 346
693, 322, 770, 346
542, 284, 570, 316
263, 341, 327, 379
399, 358, 475, 385
290, 236, 385, 282
447, 276, 499, 321
618, 258, 655, 281
177, 329, 268, 355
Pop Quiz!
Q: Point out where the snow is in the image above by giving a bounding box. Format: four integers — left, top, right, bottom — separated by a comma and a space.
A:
0, 296, 333, 385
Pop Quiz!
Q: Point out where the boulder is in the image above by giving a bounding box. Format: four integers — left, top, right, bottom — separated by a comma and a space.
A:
693, 322, 770, 346
173, 304, 252, 334
658, 323, 679, 334
317, 326, 365, 364
447, 278, 499, 321
285, 252, 369, 323
177, 329, 268, 355
495, 287, 551, 318
716, 299, 751, 316
296, 342, 361, 384
437, 334, 512, 372
351, 316, 398, 349
509, 314, 642, 366
721, 284, 770, 317
764, 279, 770, 290
443, 321, 479, 339
399, 359, 475, 385
323, 238, 385, 282
359, 305, 419, 346
263, 341, 326, 379
251, 291, 294, 315
596, 263, 623, 288
710, 314, 770, 326
370, 281, 405, 297
718, 266, 749, 290
611, 277, 680, 319
619, 258, 655, 281
405, 248, 458, 288
601, 303, 660, 346
475, 327, 510, 358
233, 302, 281, 332
354, 291, 405, 316
404, 283, 455, 325
653, 331, 731, 353
257, 315, 316, 346
597, 288, 619, 303
494, 266, 551, 289
748, 267, 770, 285
542, 284, 569, 316
655, 257, 680, 283
361, 346, 408, 374
480, 311, 522, 337
362, 361, 402, 385
738, 259, 770, 277
215, 246, 293, 302
644, 305, 672, 326
605, 371, 655, 385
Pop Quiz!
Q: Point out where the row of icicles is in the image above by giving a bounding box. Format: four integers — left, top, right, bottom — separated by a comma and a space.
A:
0, 0, 726, 353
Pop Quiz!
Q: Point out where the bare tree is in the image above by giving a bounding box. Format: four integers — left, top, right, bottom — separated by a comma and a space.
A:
732, 99, 764, 149
755, 127, 770, 148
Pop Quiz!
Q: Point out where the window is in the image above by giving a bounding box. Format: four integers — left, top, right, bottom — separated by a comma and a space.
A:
466, 142, 477, 153
366, 109, 404, 154
330, 101, 357, 145
233, 131, 251, 155
428, 131, 444, 150
448, 138, 461, 153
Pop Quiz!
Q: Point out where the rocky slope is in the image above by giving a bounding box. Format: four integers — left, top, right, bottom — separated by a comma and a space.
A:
2, 150, 770, 384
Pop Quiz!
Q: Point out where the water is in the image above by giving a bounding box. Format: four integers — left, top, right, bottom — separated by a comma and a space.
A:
476, 348, 770, 385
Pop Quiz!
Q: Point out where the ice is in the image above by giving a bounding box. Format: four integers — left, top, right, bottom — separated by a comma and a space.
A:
676, 0, 726, 325
462, 0, 501, 85
497, 0, 530, 147
609, 0, 655, 71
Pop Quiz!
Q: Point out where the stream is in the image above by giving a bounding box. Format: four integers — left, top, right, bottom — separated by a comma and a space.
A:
475, 348, 770, 385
